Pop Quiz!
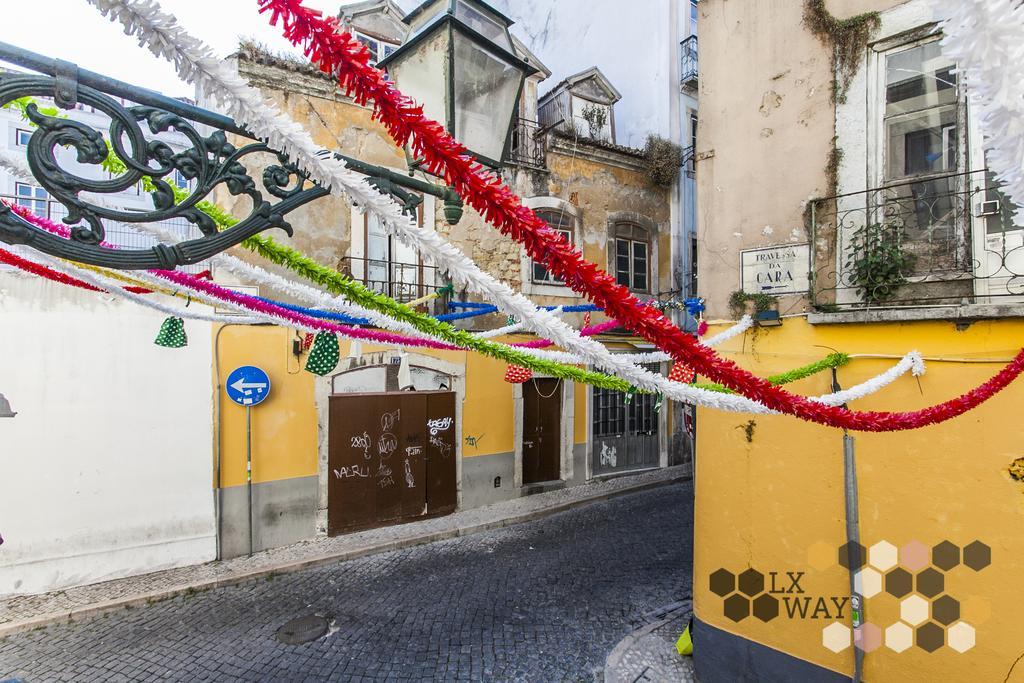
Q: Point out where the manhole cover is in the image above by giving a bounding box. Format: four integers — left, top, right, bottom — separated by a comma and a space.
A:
276, 615, 329, 645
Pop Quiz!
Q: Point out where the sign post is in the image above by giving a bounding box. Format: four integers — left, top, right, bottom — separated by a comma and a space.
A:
225, 366, 271, 557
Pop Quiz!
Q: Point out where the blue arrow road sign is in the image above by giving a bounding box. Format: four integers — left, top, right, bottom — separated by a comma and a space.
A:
226, 366, 271, 407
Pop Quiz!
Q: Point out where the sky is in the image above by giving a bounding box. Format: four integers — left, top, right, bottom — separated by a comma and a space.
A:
0, 0, 416, 99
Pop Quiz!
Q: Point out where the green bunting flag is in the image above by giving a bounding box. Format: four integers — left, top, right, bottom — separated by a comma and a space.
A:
305, 332, 340, 376
154, 317, 187, 348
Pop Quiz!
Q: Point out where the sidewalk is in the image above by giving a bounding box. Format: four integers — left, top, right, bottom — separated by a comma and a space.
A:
0, 465, 690, 639
604, 600, 696, 683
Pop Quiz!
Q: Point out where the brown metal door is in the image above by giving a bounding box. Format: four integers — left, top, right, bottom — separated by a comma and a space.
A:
522, 379, 562, 484
424, 392, 457, 515
328, 391, 455, 535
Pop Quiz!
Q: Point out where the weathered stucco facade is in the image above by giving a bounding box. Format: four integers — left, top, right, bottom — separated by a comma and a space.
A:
203, 12, 678, 564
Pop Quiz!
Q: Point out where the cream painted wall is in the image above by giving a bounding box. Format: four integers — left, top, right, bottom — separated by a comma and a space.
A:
0, 274, 216, 595
696, 0, 906, 318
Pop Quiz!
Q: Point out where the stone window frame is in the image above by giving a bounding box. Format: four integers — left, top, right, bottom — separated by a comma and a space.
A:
607, 211, 659, 295
519, 197, 584, 299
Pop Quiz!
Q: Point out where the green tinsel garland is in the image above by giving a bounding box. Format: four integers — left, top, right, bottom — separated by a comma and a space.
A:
694, 353, 850, 394
92, 119, 848, 398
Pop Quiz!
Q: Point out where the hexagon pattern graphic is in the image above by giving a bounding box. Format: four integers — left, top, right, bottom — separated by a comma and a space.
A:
963, 541, 992, 571
916, 622, 945, 652
885, 567, 913, 598
738, 568, 764, 597
916, 568, 945, 598
932, 541, 960, 571
709, 568, 735, 597
822, 623, 851, 653
808, 541, 836, 571
717, 538, 991, 657
932, 595, 960, 625
724, 594, 750, 622
752, 594, 779, 622
854, 622, 882, 653
868, 541, 898, 571
885, 622, 914, 653
901, 595, 929, 626
900, 540, 930, 571
853, 567, 883, 598
838, 541, 867, 570
947, 621, 976, 653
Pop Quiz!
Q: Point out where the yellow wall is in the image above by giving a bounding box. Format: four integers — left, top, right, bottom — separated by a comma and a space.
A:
695, 317, 1024, 681
215, 325, 318, 488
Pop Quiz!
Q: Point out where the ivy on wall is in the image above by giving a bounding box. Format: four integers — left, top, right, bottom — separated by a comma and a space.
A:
803, 0, 881, 104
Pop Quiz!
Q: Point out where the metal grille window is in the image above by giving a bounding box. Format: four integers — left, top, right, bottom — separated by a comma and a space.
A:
613, 222, 650, 292
532, 209, 574, 285
593, 364, 660, 438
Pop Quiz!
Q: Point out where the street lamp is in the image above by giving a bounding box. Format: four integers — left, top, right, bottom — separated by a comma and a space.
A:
380, 0, 538, 167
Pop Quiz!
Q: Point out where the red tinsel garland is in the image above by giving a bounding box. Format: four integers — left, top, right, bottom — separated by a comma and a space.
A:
257, 0, 1024, 431
0, 245, 153, 294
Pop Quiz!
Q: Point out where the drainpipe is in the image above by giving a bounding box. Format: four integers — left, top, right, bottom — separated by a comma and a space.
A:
834, 368, 863, 683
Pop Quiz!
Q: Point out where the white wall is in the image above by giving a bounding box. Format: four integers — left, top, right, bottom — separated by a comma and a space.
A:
492, 0, 680, 148
0, 275, 216, 594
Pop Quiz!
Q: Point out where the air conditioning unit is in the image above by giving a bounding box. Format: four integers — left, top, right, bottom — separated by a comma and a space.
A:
975, 200, 1001, 217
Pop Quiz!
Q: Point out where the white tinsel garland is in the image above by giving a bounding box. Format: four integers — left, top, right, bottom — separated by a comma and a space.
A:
79, 0, 934, 413
83, 0, 787, 413
931, 0, 1024, 223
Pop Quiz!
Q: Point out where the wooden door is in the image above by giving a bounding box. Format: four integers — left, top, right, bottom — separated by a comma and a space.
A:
328, 391, 456, 535
522, 379, 562, 484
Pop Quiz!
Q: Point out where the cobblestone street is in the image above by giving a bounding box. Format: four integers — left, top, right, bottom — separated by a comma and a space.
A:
0, 483, 693, 682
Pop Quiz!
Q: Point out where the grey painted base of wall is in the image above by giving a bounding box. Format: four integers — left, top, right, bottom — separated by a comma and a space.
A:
461, 451, 517, 509
219, 476, 318, 559
461, 444, 611, 510
693, 617, 849, 683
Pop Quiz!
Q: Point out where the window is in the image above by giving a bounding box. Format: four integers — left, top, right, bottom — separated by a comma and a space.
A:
170, 170, 191, 191
362, 209, 425, 303
15, 129, 31, 147
876, 38, 966, 273
356, 32, 399, 67
593, 363, 660, 438
690, 0, 698, 36
690, 113, 698, 150
14, 182, 48, 217
883, 41, 959, 181
613, 223, 650, 292
532, 210, 574, 285
571, 97, 612, 142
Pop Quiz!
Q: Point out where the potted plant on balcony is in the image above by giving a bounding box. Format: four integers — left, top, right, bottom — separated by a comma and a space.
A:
845, 222, 915, 304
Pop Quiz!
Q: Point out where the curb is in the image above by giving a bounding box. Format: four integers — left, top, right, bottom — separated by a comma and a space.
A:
0, 471, 690, 639
604, 602, 693, 683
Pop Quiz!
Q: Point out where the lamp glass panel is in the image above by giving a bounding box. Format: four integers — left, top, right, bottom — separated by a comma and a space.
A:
384, 29, 449, 128
455, 0, 512, 51
452, 31, 522, 161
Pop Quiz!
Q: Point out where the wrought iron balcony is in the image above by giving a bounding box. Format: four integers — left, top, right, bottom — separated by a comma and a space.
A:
339, 256, 442, 305
680, 35, 698, 91
508, 117, 546, 169
808, 169, 1024, 310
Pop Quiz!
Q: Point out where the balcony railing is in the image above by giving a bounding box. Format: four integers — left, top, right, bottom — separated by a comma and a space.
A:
682, 145, 695, 177
340, 256, 442, 305
680, 35, 698, 90
808, 169, 1024, 310
508, 117, 546, 169
0, 195, 209, 274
